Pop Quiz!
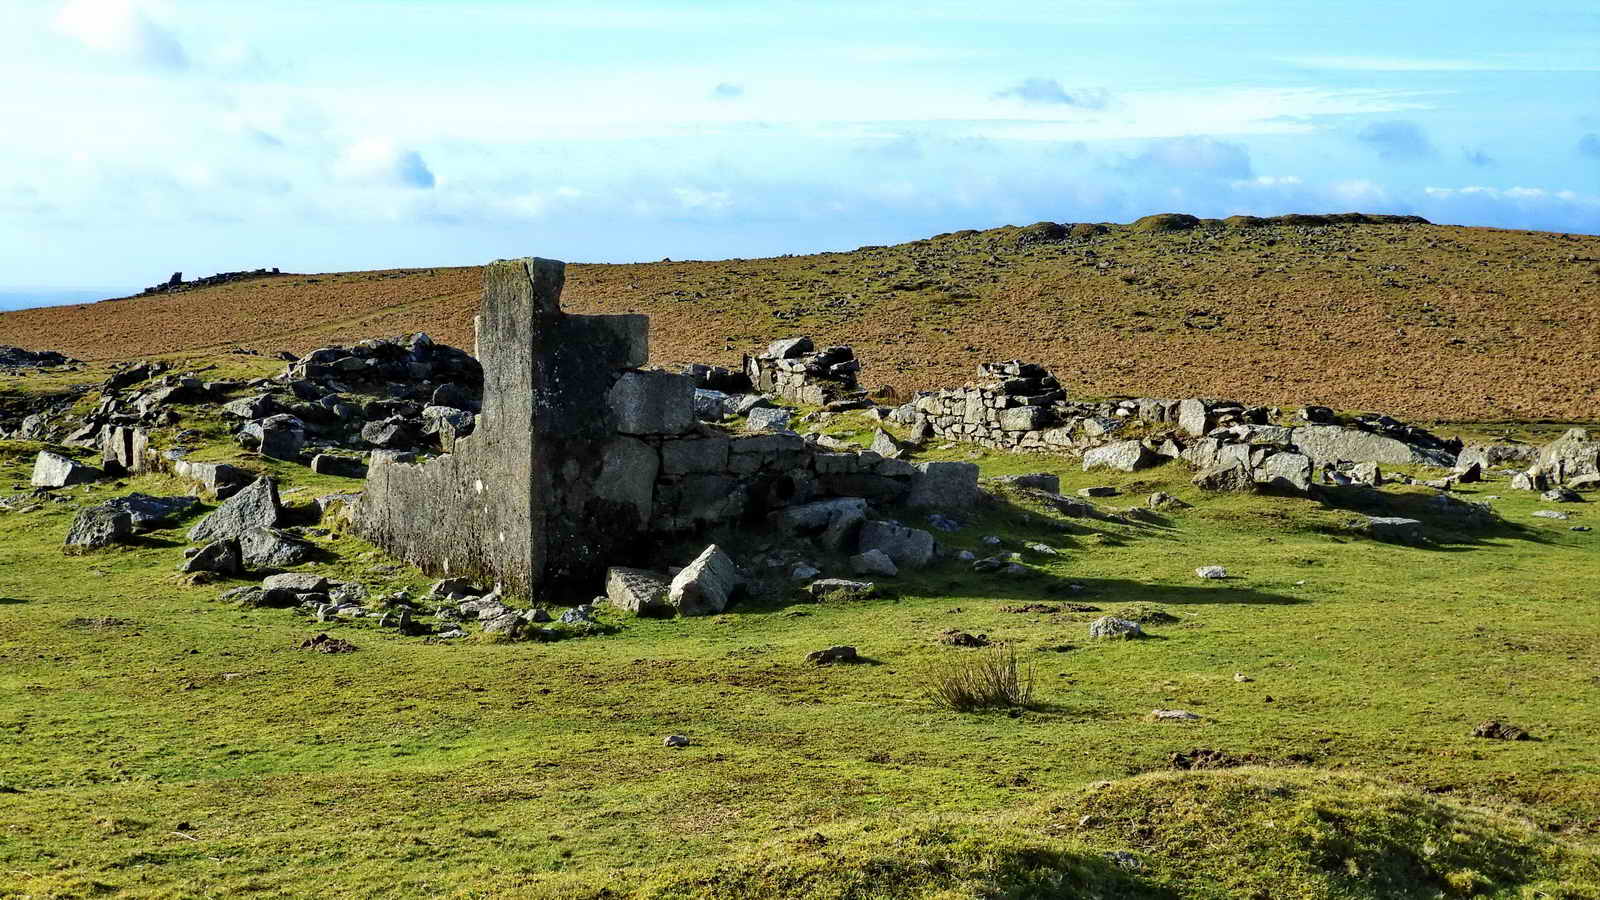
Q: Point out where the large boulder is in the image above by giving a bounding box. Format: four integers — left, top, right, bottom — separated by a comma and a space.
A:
668, 545, 743, 616
1538, 428, 1600, 484
1177, 399, 1210, 437
1254, 451, 1313, 494
1364, 516, 1426, 544
64, 505, 132, 550
1082, 440, 1160, 473
172, 459, 253, 499
857, 520, 936, 569
187, 477, 284, 543
906, 461, 980, 510
31, 451, 100, 488
1291, 425, 1454, 467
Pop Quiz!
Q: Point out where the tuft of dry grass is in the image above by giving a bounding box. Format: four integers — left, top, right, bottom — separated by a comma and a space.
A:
922, 647, 1035, 712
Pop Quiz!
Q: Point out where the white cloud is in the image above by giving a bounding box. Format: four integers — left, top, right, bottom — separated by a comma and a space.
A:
333, 139, 436, 189
54, 0, 188, 70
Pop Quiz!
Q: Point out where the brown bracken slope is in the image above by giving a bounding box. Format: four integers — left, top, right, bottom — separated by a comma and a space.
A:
3, 216, 1598, 422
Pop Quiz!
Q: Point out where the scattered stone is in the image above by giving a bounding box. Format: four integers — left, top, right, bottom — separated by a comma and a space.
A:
994, 472, 1060, 493
1542, 487, 1582, 503
238, 527, 315, 568
745, 406, 792, 433
1471, 721, 1530, 741
790, 563, 821, 580
1148, 492, 1189, 510
1024, 542, 1058, 556
663, 734, 691, 748
1363, 516, 1426, 543
1000, 603, 1059, 614
805, 645, 862, 665
857, 520, 936, 569
1077, 486, 1117, 498
298, 633, 357, 654
925, 512, 961, 532
1151, 709, 1201, 722
938, 630, 990, 648
869, 429, 904, 459
310, 454, 368, 478
1168, 748, 1243, 769
1194, 566, 1227, 580
807, 579, 877, 602
850, 548, 898, 577
1532, 510, 1570, 521
180, 539, 242, 576
1088, 617, 1143, 640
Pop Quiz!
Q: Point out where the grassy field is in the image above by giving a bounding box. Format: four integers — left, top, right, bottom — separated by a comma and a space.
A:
2, 393, 1598, 897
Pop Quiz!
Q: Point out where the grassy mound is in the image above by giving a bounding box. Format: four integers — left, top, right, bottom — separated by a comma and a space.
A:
1130, 213, 1200, 233
539, 770, 1600, 898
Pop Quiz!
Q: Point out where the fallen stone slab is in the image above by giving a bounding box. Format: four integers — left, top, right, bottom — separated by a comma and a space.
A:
1364, 516, 1426, 543
239, 526, 314, 568
311, 454, 368, 478
102, 493, 199, 530
1195, 565, 1227, 580
668, 544, 742, 616
606, 567, 672, 616
806, 579, 877, 602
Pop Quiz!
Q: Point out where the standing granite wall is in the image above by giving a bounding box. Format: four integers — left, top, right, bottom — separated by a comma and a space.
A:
355, 259, 649, 600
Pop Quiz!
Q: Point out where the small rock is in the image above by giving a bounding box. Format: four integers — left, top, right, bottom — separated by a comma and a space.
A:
1195, 566, 1227, 580
1088, 617, 1143, 640
807, 579, 877, 602
938, 630, 990, 648
1078, 486, 1118, 498
805, 645, 862, 665
1471, 720, 1530, 741
850, 548, 898, 577
1532, 510, 1570, 520
1234, 673, 1253, 682
1151, 709, 1201, 722
663, 734, 690, 748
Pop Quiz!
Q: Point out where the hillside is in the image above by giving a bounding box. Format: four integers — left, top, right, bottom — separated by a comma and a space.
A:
3, 214, 1599, 422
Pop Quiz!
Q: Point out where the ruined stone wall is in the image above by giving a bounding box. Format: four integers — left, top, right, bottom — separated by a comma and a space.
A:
356, 263, 928, 603
744, 338, 863, 406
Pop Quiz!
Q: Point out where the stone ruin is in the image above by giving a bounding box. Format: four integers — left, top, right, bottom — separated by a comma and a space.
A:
352, 258, 977, 603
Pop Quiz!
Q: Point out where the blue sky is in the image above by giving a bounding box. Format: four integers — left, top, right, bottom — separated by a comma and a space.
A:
2, 0, 1598, 293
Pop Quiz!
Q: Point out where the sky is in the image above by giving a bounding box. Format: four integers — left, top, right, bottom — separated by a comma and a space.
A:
2, 0, 1599, 297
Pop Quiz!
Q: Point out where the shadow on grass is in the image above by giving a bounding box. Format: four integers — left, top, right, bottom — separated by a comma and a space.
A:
1312, 485, 1557, 552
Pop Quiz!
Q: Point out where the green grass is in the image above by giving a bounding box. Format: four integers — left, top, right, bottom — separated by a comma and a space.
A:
2, 401, 1599, 896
